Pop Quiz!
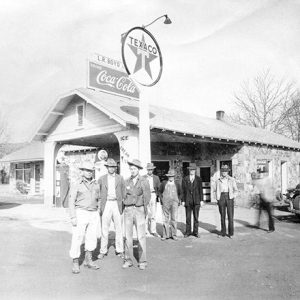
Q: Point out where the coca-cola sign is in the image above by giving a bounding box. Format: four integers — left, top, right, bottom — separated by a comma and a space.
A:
87, 60, 140, 99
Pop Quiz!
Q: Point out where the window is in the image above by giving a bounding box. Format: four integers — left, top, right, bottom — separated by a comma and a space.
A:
15, 163, 31, 184
76, 104, 85, 127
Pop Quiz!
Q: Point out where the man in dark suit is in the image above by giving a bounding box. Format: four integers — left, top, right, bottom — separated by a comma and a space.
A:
144, 162, 161, 237
98, 158, 126, 259
182, 163, 203, 238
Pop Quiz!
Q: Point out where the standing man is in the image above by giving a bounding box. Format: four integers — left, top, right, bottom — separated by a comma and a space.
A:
182, 163, 203, 238
159, 169, 182, 241
144, 162, 160, 237
213, 165, 238, 238
98, 158, 126, 259
69, 161, 100, 274
123, 159, 151, 270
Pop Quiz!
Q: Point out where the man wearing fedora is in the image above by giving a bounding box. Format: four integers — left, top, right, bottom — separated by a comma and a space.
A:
123, 159, 151, 270
182, 162, 203, 238
69, 161, 100, 274
159, 169, 182, 241
98, 158, 126, 259
213, 165, 238, 238
144, 162, 161, 237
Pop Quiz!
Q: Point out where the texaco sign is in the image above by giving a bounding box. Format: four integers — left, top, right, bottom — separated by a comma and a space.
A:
121, 27, 163, 86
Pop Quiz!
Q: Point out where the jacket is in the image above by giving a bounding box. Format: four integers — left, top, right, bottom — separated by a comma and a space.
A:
182, 175, 203, 206
69, 178, 100, 218
159, 180, 182, 205
124, 175, 151, 208
143, 174, 161, 198
98, 173, 126, 215
214, 176, 238, 201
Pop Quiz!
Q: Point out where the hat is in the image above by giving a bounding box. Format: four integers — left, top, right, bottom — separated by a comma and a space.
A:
79, 161, 94, 171
187, 163, 197, 170
251, 172, 258, 179
128, 159, 143, 169
105, 158, 117, 167
220, 165, 230, 172
166, 169, 176, 177
146, 163, 156, 170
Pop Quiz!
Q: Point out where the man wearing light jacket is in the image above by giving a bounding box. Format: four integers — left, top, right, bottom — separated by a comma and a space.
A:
213, 165, 238, 239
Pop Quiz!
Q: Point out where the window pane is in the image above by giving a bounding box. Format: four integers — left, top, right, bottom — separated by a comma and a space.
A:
16, 163, 24, 169
24, 169, 31, 184
24, 163, 31, 169
16, 170, 23, 181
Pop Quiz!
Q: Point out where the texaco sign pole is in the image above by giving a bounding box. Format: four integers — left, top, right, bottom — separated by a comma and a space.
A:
121, 15, 172, 170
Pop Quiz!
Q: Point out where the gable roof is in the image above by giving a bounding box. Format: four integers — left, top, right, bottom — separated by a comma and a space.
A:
33, 87, 300, 150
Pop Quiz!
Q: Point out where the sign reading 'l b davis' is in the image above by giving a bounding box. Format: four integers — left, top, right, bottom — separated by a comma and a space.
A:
87, 60, 140, 99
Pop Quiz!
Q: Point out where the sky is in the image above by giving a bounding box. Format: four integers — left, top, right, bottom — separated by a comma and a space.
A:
0, 0, 300, 142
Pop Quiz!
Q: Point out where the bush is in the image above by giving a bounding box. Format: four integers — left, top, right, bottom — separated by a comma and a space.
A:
16, 180, 29, 194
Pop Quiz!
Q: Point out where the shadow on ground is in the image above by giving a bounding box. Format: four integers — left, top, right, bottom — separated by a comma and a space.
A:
0, 202, 21, 210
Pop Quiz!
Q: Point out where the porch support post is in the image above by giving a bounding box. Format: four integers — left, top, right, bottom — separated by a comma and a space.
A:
114, 130, 139, 178
44, 141, 61, 207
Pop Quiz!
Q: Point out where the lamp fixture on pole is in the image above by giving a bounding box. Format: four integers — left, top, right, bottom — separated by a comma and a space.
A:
142, 14, 172, 29
121, 14, 172, 42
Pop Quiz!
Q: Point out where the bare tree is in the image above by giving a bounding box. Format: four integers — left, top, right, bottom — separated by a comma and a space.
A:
229, 69, 297, 135
281, 92, 300, 141
0, 111, 10, 158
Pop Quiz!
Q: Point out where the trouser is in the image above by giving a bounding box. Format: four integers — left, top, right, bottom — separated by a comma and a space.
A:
162, 201, 178, 238
145, 193, 157, 234
218, 193, 234, 236
259, 199, 275, 231
69, 209, 100, 259
124, 206, 147, 264
100, 201, 124, 254
185, 204, 200, 235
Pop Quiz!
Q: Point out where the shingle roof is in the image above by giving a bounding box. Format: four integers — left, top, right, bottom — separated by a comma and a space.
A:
0, 142, 44, 162
0, 142, 97, 163
76, 88, 300, 150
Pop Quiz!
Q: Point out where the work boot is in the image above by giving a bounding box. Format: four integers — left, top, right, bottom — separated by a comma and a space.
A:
84, 251, 99, 270
72, 258, 80, 274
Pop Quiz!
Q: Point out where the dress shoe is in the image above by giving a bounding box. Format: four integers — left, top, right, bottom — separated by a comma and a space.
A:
139, 263, 147, 270
151, 232, 160, 238
267, 230, 275, 233
161, 237, 168, 241
172, 236, 178, 241
115, 252, 124, 259
122, 260, 133, 269
228, 235, 234, 239
97, 252, 107, 259
193, 234, 200, 238
184, 233, 191, 238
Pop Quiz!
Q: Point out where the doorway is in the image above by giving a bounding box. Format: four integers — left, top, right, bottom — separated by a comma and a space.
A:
281, 161, 287, 194
200, 167, 211, 202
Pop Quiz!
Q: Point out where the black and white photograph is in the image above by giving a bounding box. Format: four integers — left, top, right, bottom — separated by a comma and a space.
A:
0, 0, 300, 299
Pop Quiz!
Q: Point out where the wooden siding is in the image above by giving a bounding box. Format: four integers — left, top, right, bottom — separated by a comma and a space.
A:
47, 97, 119, 138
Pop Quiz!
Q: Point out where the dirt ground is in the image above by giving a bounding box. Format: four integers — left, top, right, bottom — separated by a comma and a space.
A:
0, 200, 300, 300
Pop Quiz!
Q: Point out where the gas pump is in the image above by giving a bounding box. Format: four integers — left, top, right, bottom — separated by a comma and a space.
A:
55, 163, 70, 207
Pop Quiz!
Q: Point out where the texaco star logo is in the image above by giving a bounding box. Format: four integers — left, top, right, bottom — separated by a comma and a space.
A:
121, 27, 163, 86
127, 34, 157, 79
